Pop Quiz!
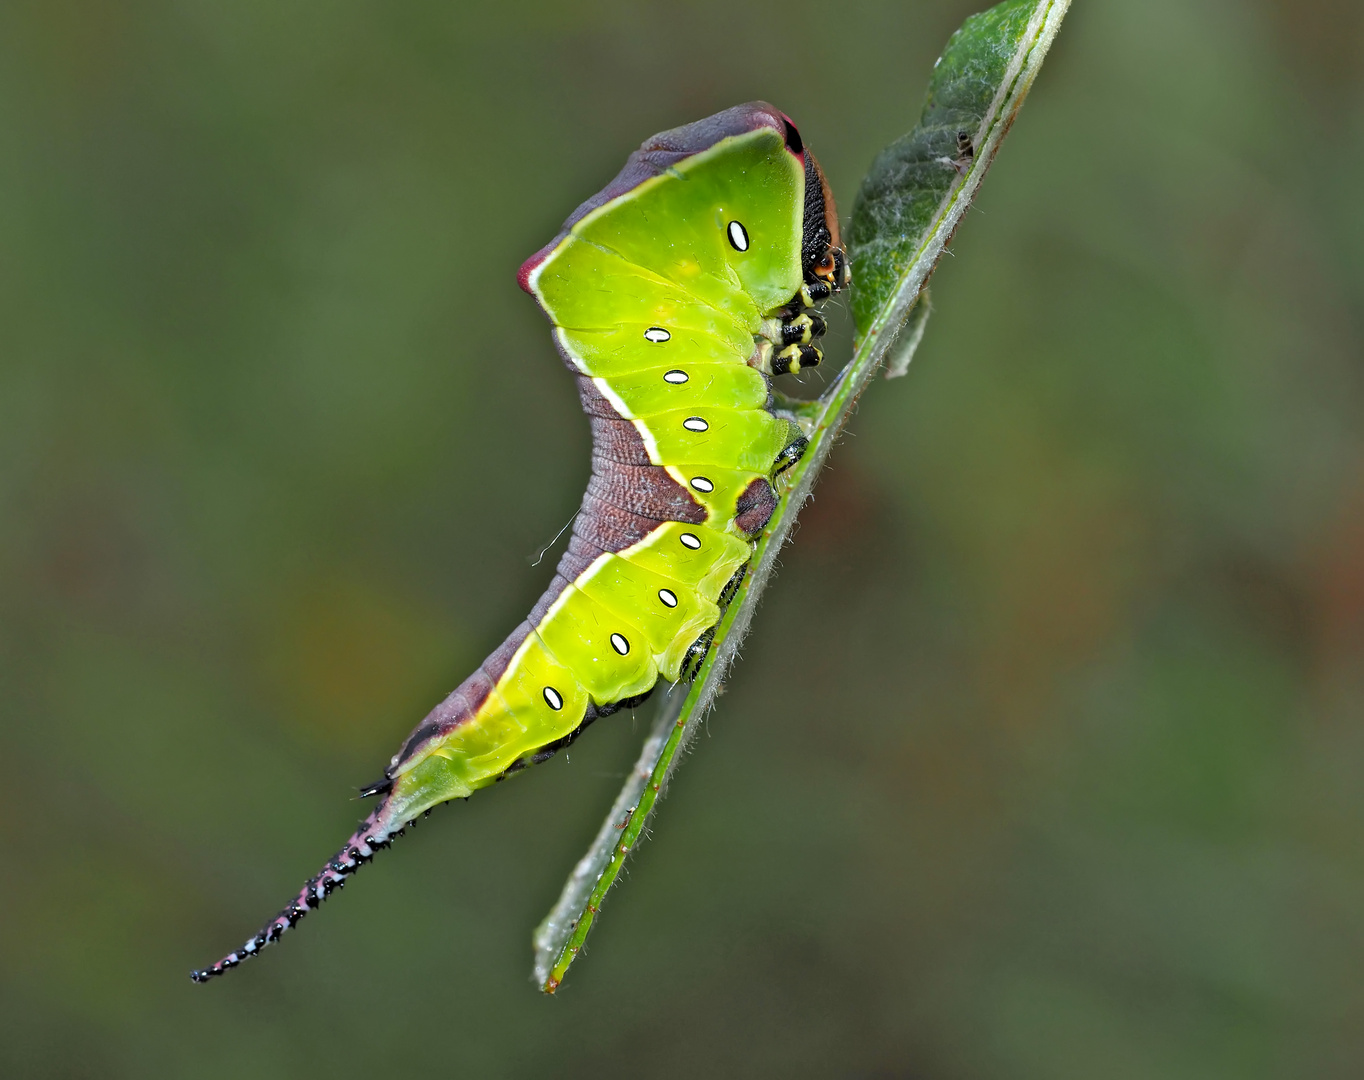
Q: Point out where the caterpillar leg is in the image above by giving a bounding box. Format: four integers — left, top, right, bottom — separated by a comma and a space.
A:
517, 688, 657, 771
677, 566, 749, 683
755, 303, 827, 377
798, 280, 834, 307
718, 564, 748, 607
773, 343, 821, 376
780, 311, 827, 346
773, 436, 809, 476
680, 627, 716, 682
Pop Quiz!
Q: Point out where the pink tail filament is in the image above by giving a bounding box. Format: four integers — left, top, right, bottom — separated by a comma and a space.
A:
191, 797, 402, 983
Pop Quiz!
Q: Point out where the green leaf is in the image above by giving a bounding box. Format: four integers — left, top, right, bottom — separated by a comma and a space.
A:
533, 0, 1071, 994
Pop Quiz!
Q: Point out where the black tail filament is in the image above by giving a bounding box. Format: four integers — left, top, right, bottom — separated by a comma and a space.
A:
190, 794, 413, 983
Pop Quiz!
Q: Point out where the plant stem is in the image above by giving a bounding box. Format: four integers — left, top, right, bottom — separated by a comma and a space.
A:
533, 0, 1072, 993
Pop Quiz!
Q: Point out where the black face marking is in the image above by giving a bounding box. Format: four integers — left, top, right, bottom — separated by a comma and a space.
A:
689, 476, 714, 493
610, 633, 630, 655
683, 416, 709, 432
801, 155, 833, 277
658, 588, 678, 608
679, 532, 701, 550
663, 369, 688, 384
542, 686, 564, 710
783, 117, 804, 155
644, 327, 671, 343
727, 220, 749, 251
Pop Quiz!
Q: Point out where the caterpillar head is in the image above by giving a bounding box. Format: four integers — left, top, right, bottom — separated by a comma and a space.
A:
785, 117, 850, 298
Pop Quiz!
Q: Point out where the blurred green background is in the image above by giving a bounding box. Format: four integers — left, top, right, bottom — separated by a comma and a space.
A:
2, 0, 1361, 1075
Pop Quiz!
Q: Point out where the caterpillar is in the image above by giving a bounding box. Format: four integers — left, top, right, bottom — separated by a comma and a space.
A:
192, 102, 849, 982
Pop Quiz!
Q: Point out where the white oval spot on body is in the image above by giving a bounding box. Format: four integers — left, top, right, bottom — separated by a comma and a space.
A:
727, 220, 749, 251
663, 369, 688, 384
610, 633, 630, 655
690, 476, 714, 493
658, 589, 678, 608
683, 416, 709, 432
644, 327, 671, 343
680, 532, 701, 550
542, 686, 564, 711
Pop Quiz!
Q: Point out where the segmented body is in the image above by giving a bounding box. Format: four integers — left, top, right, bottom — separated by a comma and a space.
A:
193, 102, 848, 982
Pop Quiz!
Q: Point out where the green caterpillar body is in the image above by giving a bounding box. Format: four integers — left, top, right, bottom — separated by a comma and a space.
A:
193, 103, 848, 982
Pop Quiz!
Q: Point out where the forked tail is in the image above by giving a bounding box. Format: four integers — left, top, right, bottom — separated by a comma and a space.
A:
190, 785, 406, 983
